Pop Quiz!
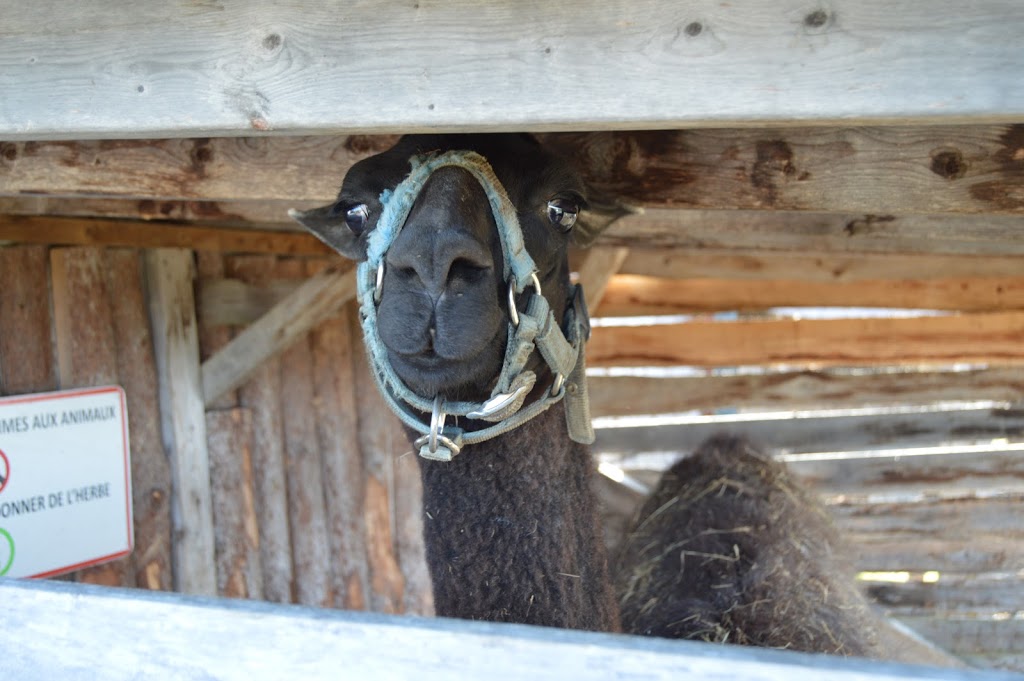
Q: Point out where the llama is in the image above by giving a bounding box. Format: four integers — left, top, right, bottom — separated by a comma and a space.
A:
615, 435, 887, 656
294, 134, 620, 630
292, 134, 939, 660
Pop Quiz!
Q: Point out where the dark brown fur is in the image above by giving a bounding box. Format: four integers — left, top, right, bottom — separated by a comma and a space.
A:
416, 405, 621, 631
614, 435, 885, 656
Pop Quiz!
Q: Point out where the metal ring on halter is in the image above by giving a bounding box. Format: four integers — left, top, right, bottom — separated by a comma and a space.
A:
374, 261, 386, 304
413, 395, 462, 458
551, 372, 565, 397
506, 272, 543, 328
429, 395, 444, 452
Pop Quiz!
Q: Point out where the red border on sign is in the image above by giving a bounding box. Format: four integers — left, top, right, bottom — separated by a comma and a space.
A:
0, 448, 9, 495
0, 386, 134, 579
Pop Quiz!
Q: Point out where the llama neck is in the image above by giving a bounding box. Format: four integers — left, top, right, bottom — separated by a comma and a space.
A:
416, 404, 620, 632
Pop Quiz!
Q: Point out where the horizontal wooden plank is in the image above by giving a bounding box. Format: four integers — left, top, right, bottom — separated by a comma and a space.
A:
864, 576, 1024, 617
620, 445, 1024, 502
603, 209, 1024, 256
548, 126, 1024, 215
593, 406, 1024, 459
2, 579, 1017, 681
4, 128, 1024, 220
0, 215, 330, 255
897, 618, 1024, 656
960, 654, 1024, 673
598, 275, 1024, 316
613, 247, 1024, 283
832, 496, 1024, 538
3, 1, 1023, 139
839, 498, 1024, 576
850, 538, 1024, 574
0, 195, 317, 226
587, 312, 1024, 368
588, 367, 1024, 417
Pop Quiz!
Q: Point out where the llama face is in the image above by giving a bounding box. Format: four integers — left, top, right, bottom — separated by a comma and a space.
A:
295, 134, 588, 400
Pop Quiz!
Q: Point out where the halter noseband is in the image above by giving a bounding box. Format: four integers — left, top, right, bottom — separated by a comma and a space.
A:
356, 150, 595, 462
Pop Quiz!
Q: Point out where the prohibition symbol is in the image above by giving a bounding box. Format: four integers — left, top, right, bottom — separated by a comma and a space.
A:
0, 448, 8, 495
0, 527, 13, 576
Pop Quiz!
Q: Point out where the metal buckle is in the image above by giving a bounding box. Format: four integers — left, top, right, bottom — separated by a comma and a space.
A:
507, 272, 542, 328
467, 383, 531, 420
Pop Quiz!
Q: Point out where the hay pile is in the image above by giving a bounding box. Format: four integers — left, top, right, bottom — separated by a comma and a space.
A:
613, 435, 883, 657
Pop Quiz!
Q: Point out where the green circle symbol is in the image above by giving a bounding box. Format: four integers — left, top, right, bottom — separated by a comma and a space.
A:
0, 527, 14, 576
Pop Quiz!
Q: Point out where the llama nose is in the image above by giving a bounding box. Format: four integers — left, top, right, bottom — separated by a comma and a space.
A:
387, 231, 493, 301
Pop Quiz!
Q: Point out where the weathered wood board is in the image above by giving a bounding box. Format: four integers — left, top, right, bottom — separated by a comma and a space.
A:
593, 406, 1024, 460
0, 245, 56, 394
3, 579, 1020, 681
4, 128, 1024, 218
587, 312, 1024, 368
598, 275, 1024, 315
2, 2, 1023, 138
50, 247, 136, 587
588, 367, 1024, 417
145, 248, 217, 596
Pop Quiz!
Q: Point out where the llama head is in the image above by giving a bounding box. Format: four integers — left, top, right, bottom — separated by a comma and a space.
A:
292, 134, 602, 403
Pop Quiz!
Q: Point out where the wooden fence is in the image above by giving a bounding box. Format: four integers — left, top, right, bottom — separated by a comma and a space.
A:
3, 578, 1021, 681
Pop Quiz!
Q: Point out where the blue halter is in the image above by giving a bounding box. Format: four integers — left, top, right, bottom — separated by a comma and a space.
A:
355, 150, 594, 461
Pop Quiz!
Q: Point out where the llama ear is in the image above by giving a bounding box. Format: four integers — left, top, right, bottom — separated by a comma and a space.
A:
572, 191, 641, 248
289, 203, 368, 261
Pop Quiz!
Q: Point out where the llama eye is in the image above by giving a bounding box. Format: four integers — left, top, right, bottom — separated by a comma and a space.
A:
547, 198, 579, 232
343, 204, 369, 236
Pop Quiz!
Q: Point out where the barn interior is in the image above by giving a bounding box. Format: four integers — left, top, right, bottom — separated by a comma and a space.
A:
1, 2, 1022, 677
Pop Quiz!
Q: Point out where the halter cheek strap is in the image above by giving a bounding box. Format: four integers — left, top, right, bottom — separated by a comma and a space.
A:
356, 150, 595, 462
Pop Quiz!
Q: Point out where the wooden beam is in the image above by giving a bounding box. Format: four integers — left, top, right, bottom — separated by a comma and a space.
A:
309, 310, 371, 612
588, 366, 1024, 418
612, 247, 1024, 283
574, 247, 630, 311
864, 575, 1024, 618
104, 249, 174, 592
349, 305, 408, 615
545, 126, 1024, 215
898, 618, 1024, 659
236, 359, 294, 604
3, 127, 1024, 219
0, 215, 330, 255
602, 210, 1024, 257
3, 2, 1024, 138
597, 275, 1024, 316
279, 332, 333, 608
51, 247, 136, 588
206, 408, 264, 600
0, 245, 56, 395
3, 579, 1013, 681
587, 311, 1024, 368
200, 266, 356, 406
145, 248, 217, 596
0, 195, 316, 226
621, 445, 1024, 511
593, 406, 1024, 460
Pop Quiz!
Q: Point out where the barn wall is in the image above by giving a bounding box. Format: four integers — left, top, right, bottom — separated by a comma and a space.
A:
0, 243, 432, 615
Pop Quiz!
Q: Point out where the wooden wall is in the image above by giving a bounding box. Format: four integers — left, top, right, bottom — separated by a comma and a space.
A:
0, 244, 432, 615
1, 126, 1022, 671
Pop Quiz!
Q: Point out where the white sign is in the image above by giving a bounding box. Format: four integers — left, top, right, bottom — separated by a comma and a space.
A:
0, 386, 132, 578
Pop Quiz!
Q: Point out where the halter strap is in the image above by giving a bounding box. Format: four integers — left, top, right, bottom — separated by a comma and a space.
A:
355, 150, 595, 461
